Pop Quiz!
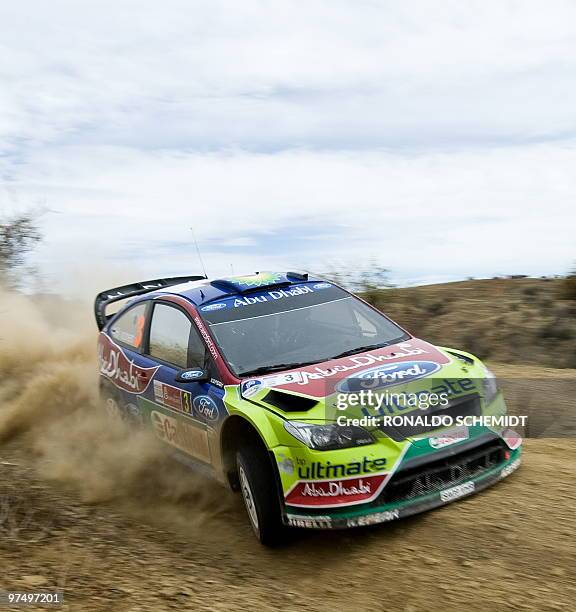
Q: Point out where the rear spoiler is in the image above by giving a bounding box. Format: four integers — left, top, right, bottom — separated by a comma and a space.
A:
94, 275, 206, 330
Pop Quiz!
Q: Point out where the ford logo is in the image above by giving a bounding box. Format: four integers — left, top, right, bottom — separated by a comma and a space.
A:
180, 369, 203, 380
336, 360, 441, 393
192, 395, 219, 422
313, 282, 332, 289
201, 302, 227, 312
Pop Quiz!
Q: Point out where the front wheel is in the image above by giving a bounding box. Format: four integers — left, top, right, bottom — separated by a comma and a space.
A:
236, 447, 286, 546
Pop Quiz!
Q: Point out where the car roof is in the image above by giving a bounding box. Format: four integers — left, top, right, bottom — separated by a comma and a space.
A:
153, 271, 327, 307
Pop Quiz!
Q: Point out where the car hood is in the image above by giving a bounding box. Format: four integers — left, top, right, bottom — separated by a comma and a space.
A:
239, 337, 473, 409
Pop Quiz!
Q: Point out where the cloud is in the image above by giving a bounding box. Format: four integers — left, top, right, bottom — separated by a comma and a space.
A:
3, 0, 576, 154
1, 142, 572, 290
0, 0, 575, 287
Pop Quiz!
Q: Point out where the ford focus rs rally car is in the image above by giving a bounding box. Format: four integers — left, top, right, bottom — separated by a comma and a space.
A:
95, 271, 522, 545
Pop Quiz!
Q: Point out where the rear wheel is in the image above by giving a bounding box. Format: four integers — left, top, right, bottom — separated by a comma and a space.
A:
236, 446, 286, 546
105, 397, 122, 422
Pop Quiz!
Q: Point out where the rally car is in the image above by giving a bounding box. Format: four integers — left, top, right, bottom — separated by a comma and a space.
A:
95, 271, 522, 545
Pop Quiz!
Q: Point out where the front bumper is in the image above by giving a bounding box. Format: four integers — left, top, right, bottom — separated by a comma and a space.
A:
283, 443, 522, 530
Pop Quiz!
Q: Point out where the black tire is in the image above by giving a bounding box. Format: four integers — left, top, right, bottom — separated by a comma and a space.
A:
236, 446, 286, 546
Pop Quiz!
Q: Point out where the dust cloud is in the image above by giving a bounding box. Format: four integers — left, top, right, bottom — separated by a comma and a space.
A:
0, 286, 231, 521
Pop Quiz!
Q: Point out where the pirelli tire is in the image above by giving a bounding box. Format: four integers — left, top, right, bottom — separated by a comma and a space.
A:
236, 446, 286, 546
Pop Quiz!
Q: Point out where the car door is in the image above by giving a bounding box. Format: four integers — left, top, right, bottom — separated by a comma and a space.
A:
102, 300, 157, 422
139, 300, 224, 467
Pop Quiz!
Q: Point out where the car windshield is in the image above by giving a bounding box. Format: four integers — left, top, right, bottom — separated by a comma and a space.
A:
198, 282, 409, 377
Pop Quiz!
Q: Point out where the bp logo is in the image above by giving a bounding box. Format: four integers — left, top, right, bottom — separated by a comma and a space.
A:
336, 360, 441, 393
192, 395, 219, 422
236, 272, 282, 288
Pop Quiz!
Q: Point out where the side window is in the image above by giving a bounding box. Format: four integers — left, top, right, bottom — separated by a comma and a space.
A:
109, 303, 147, 349
148, 303, 206, 369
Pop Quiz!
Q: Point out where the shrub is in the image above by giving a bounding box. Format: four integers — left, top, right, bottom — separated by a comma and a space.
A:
522, 286, 539, 297
538, 319, 574, 341
461, 329, 492, 360
565, 350, 576, 369
562, 274, 576, 300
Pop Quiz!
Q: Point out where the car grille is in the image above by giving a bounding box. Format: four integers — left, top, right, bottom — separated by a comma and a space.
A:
378, 393, 481, 441
378, 437, 507, 505
289, 436, 509, 516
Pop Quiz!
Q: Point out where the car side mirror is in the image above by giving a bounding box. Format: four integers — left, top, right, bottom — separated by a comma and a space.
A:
175, 367, 210, 383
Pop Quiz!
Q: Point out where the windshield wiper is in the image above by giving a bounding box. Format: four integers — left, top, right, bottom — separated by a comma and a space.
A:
327, 341, 397, 360
238, 360, 320, 378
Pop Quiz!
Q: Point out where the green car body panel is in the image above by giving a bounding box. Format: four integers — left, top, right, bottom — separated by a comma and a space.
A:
220, 345, 521, 529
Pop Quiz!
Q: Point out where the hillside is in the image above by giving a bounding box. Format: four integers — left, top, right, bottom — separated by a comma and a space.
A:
363, 277, 575, 369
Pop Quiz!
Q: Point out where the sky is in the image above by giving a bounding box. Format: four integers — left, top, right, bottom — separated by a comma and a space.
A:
1, 0, 575, 292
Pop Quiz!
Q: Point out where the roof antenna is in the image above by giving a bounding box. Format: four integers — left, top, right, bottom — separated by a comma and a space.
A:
190, 226, 208, 279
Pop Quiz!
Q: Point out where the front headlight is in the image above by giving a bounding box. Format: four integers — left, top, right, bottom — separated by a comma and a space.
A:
283, 421, 374, 450
482, 368, 499, 405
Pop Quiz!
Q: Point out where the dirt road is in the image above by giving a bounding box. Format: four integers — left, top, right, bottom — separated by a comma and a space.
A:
0, 436, 574, 612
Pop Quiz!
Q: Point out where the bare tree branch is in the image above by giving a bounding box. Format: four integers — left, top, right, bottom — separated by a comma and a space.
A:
0, 211, 42, 288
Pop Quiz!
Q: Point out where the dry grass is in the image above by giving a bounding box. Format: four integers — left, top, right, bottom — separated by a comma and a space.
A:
363, 277, 576, 368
